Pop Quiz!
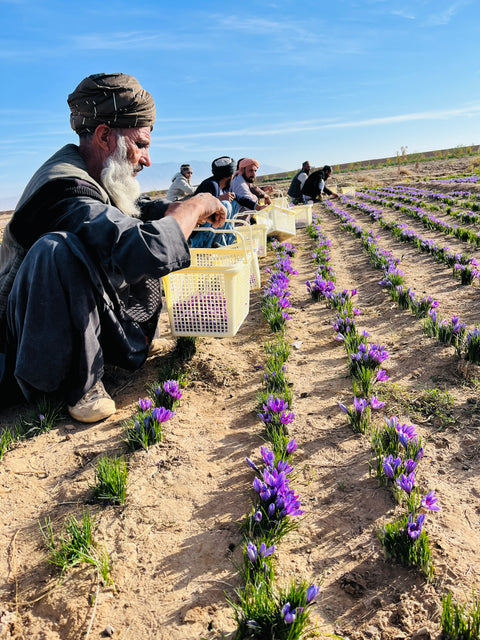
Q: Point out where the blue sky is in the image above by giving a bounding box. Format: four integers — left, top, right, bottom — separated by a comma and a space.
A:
1, 0, 479, 208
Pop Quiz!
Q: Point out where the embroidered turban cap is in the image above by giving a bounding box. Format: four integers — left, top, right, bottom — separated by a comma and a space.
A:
68, 73, 156, 135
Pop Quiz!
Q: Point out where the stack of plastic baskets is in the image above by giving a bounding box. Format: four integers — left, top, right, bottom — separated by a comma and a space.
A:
290, 202, 313, 228
253, 212, 272, 258
162, 234, 251, 338
231, 221, 262, 289
262, 205, 296, 241
235, 213, 271, 259
270, 194, 289, 208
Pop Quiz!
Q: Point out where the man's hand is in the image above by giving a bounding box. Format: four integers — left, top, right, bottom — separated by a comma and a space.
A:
218, 192, 236, 203
165, 193, 227, 238
264, 195, 272, 205
196, 193, 227, 227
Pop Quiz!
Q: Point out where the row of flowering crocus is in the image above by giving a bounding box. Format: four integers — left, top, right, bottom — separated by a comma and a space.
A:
345, 191, 480, 286
358, 186, 480, 251
261, 240, 298, 332
322, 198, 480, 365
306, 209, 440, 580
229, 239, 321, 639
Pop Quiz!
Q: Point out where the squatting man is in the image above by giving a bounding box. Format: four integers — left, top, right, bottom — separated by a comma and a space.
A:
0, 73, 227, 423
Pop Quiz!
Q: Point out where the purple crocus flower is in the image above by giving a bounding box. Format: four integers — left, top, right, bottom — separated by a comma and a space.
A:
254, 511, 263, 522
151, 407, 175, 423
369, 396, 386, 409
138, 397, 153, 412
421, 490, 440, 511
382, 455, 402, 479
286, 439, 297, 454
280, 411, 295, 424
396, 472, 415, 494
306, 584, 321, 603
163, 379, 183, 400
258, 542, 275, 558
281, 603, 297, 624
338, 403, 349, 414
376, 369, 389, 382
245, 457, 259, 472
404, 458, 417, 475
406, 513, 426, 540
268, 503, 276, 517
353, 397, 368, 413
264, 396, 289, 413
260, 447, 275, 468
247, 542, 257, 563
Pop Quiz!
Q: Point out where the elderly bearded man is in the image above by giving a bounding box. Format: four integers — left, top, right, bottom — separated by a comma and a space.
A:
0, 73, 226, 422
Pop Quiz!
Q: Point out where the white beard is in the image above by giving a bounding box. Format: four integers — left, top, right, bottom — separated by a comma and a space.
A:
101, 135, 142, 218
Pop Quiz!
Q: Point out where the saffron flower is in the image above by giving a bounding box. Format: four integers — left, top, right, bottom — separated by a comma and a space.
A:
420, 490, 440, 511
396, 472, 415, 494
406, 513, 426, 540
162, 380, 183, 400
151, 407, 175, 423
369, 395, 386, 409
281, 603, 298, 624
306, 584, 321, 603
138, 397, 153, 412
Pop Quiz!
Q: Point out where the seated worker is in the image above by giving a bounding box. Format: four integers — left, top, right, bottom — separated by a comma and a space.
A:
301, 165, 339, 203
231, 158, 271, 213
191, 156, 240, 248
287, 161, 311, 204
166, 163, 195, 201
0, 73, 226, 422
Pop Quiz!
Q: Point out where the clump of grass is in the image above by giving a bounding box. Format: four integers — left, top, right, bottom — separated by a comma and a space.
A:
378, 382, 455, 429
0, 424, 21, 460
91, 455, 128, 505
40, 509, 111, 583
18, 397, 64, 439
441, 590, 480, 640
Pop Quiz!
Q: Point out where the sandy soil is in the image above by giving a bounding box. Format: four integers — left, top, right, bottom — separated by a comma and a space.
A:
1, 155, 480, 639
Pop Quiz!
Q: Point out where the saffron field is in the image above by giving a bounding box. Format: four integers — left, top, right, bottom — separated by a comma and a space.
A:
0, 156, 480, 639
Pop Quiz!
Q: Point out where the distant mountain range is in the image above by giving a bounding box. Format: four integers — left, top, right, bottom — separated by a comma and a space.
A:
137, 160, 284, 193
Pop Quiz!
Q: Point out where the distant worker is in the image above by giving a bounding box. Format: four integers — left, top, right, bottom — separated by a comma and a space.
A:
191, 156, 239, 248
231, 158, 271, 212
287, 161, 311, 204
166, 163, 195, 201
301, 165, 339, 203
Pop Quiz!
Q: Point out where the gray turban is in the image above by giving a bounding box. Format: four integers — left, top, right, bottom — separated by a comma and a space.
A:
67, 73, 156, 134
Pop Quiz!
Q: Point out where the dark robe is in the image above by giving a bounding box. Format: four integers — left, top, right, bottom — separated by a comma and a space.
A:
0, 145, 190, 406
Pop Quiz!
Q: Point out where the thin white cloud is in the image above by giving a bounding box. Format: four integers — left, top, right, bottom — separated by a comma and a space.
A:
152, 104, 480, 141
425, 0, 472, 26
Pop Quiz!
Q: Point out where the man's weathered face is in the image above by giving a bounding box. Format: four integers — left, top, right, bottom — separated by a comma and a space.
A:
242, 165, 257, 183
304, 163, 311, 173
118, 127, 152, 177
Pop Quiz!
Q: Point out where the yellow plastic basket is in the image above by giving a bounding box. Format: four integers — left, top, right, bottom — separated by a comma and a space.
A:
162, 237, 251, 337
232, 221, 261, 289
270, 195, 289, 208
262, 205, 297, 240
290, 203, 313, 228
253, 212, 272, 258
341, 186, 356, 198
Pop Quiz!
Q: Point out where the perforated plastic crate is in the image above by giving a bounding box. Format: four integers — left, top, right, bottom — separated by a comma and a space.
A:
262, 205, 297, 240
341, 186, 356, 198
290, 203, 313, 227
162, 243, 250, 337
